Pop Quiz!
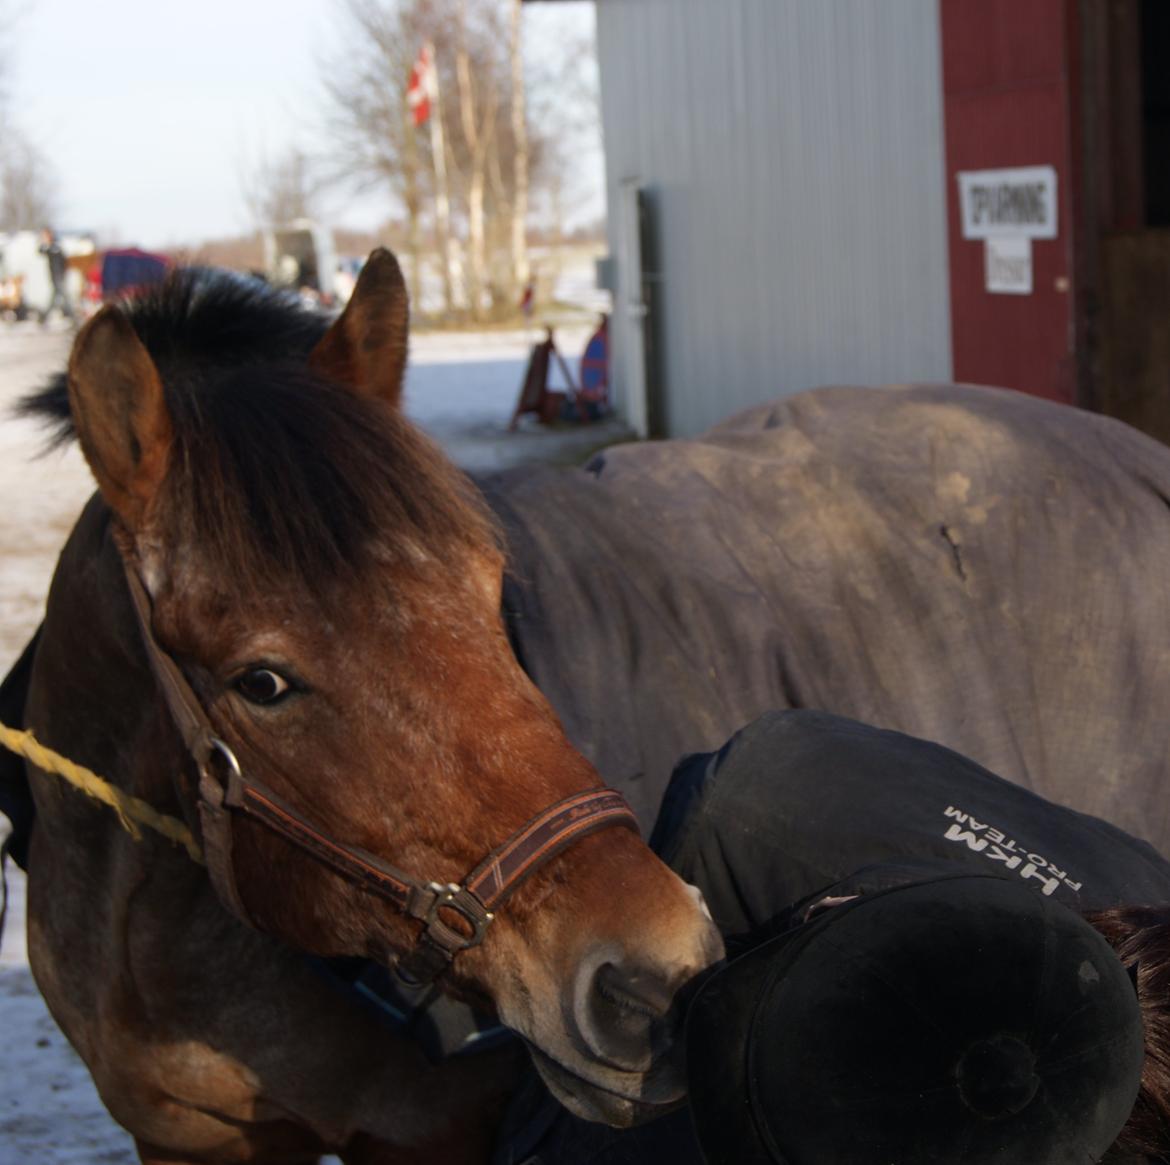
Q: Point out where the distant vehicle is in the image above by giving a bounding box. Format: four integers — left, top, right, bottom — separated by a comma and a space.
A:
0, 230, 96, 319
333, 255, 364, 305
262, 220, 338, 306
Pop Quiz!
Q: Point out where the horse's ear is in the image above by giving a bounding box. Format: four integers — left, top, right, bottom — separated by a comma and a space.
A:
308, 248, 409, 409
67, 306, 173, 532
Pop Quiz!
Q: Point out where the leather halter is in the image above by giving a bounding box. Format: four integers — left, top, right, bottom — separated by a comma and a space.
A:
120, 557, 639, 985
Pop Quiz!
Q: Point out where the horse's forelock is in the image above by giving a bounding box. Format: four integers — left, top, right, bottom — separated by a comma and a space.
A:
18, 268, 498, 590
163, 363, 498, 593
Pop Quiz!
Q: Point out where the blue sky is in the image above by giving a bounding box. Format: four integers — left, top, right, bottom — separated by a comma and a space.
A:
7, 0, 604, 248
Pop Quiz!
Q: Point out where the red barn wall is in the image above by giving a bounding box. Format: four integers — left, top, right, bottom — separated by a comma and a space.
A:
941, 0, 1079, 403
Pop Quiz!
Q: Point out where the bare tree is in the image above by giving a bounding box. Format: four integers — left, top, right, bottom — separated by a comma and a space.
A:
0, 0, 12, 117
0, 2, 62, 232
322, 0, 434, 309
455, 0, 500, 319
508, 0, 530, 297
242, 146, 321, 227
423, 36, 456, 314
521, 9, 603, 244
323, 0, 598, 320
0, 131, 58, 232
325, 0, 504, 316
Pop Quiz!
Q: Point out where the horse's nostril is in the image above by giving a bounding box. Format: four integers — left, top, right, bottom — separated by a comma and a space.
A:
594, 961, 675, 1021
575, 957, 683, 1071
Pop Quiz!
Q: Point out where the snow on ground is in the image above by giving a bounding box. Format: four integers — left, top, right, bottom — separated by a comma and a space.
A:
404, 321, 632, 473
0, 312, 626, 1164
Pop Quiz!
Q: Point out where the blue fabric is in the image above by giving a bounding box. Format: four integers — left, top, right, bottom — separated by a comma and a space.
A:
101, 251, 169, 295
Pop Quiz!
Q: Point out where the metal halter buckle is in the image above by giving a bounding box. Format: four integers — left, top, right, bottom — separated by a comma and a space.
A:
200, 736, 245, 810
422, 881, 495, 950
206, 737, 243, 781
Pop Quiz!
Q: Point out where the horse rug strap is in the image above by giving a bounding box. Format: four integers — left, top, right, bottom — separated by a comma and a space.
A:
119, 557, 639, 984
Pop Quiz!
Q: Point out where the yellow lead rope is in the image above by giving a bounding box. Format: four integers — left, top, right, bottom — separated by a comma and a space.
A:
0, 722, 204, 864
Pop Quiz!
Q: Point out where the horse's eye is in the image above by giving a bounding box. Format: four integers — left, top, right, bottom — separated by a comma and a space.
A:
234, 668, 292, 705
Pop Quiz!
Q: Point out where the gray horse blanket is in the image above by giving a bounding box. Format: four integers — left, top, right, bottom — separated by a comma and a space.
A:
483, 383, 1170, 854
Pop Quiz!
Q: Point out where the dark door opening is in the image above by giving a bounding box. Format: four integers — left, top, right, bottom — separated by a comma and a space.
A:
1141, 0, 1170, 226
1093, 0, 1170, 442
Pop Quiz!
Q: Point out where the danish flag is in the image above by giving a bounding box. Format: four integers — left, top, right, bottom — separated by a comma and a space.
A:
407, 45, 433, 126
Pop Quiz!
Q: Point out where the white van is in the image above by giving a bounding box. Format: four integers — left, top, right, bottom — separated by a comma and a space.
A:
262, 220, 338, 305
0, 231, 96, 318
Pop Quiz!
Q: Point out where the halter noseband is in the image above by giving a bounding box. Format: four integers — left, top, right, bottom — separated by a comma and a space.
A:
120, 558, 639, 985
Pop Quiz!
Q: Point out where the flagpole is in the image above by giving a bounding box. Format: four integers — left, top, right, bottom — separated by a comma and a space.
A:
424, 41, 455, 315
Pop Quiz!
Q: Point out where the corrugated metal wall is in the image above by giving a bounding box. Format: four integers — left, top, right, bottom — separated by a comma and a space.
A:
595, 0, 954, 437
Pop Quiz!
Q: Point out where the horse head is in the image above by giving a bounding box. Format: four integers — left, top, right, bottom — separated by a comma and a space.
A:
61, 251, 723, 1126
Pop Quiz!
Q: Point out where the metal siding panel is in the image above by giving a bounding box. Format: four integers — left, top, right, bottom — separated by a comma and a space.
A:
599, 0, 952, 436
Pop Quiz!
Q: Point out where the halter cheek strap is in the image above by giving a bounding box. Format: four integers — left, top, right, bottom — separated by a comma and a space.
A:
120, 558, 639, 985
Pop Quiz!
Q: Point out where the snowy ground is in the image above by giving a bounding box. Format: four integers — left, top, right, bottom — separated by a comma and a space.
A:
0, 313, 626, 1164
405, 323, 632, 473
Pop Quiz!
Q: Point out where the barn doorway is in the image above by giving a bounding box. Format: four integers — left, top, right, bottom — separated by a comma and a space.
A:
1087, 0, 1170, 442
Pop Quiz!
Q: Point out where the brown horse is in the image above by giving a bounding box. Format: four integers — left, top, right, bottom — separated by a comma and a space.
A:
16, 252, 721, 1163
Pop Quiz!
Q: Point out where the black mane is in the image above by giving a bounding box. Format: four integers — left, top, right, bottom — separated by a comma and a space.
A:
18, 268, 493, 588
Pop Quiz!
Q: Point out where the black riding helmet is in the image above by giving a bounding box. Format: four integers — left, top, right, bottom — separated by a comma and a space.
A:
686, 875, 1145, 1164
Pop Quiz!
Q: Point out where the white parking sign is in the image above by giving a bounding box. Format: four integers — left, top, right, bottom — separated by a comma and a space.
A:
958, 166, 1058, 240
